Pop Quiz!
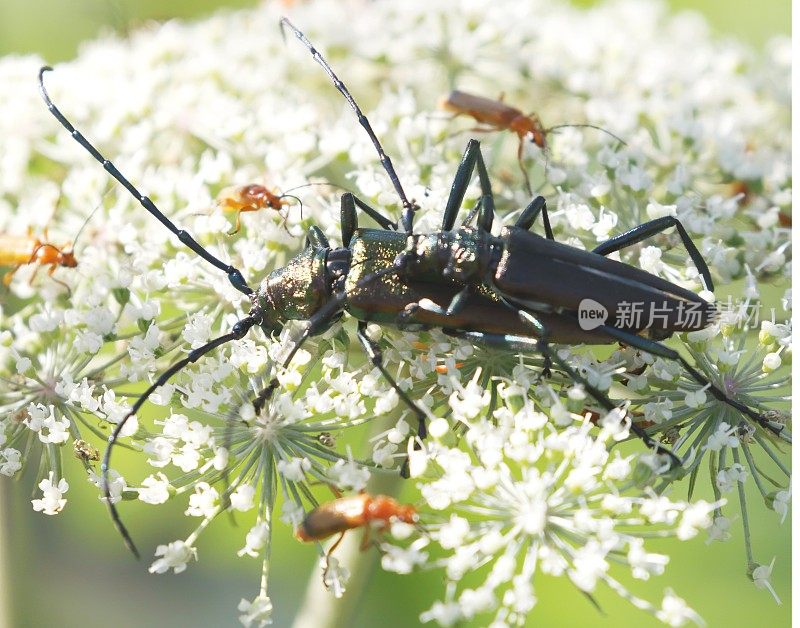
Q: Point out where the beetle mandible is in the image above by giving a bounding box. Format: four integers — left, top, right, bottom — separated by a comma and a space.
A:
37, 17, 788, 557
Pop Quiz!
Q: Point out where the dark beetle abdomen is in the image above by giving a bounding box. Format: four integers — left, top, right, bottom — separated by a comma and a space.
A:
494, 226, 716, 337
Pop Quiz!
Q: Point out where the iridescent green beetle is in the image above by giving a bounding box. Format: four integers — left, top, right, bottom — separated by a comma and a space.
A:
38, 18, 786, 558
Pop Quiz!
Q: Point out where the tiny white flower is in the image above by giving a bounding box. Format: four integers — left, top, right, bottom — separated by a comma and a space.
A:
230, 484, 256, 512
769, 489, 790, 524
655, 589, 704, 626
677, 502, 715, 540
31, 472, 69, 515
88, 470, 126, 504
322, 555, 350, 599
704, 423, 739, 452
751, 558, 781, 604
706, 516, 732, 544
237, 594, 273, 628
138, 473, 171, 504
627, 538, 669, 580
185, 482, 219, 518
149, 540, 197, 575
0, 448, 22, 477
276, 456, 311, 481
238, 522, 269, 558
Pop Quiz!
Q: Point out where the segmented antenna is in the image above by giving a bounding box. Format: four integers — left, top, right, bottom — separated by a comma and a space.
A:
279, 18, 417, 232
102, 311, 262, 557
546, 123, 628, 147
38, 67, 253, 296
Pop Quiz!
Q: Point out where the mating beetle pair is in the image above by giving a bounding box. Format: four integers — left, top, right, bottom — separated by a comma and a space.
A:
38, 17, 786, 557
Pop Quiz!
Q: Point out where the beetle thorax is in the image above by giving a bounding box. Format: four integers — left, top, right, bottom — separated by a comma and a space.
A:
409, 228, 500, 284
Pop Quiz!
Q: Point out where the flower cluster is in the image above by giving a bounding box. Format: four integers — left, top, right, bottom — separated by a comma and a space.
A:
403, 391, 716, 626
0, 0, 789, 626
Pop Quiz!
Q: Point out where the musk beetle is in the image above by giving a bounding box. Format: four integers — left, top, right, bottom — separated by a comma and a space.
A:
37, 17, 787, 557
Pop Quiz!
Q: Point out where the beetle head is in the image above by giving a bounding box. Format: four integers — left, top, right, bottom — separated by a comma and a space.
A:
255, 240, 332, 336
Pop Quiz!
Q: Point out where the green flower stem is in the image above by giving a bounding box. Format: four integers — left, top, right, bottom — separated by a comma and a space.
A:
732, 448, 754, 566
0, 484, 11, 627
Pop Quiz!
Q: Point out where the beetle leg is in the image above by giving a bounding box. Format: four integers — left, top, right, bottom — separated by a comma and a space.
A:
250, 291, 350, 415
2, 266, 20, 287
516, 137, 534, 196
443, 324, 682, 468
460, 198, 483, 229
227, 208, 246, 236
353, 193, 398, 231
46, 264, 72, 296
514, 195, 554, 240
340, 193, 357, 245
359, 524, 373, 551
399, 288, 473, 325
441, 139, 496, 234
28, 261, 43, 286
39, 68, 253, 296
357, 321, 428, 437
445, 125, 500, 142
322, 532, 347, 582
592, 216, 714, 292
340, 193, 398, 245
593, 324, 791, 443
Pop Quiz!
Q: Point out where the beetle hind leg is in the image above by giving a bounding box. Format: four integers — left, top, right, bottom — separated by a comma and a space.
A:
446, 282, 684, 469
592, 216, 714, 292
594, 324, 791, 443
515, 195, 554, 240
322, 532, 347, 584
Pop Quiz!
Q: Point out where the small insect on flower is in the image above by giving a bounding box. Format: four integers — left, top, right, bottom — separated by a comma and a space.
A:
73, 438, 100, 463
728, 180, 792, 228
1, 200, 99, 293
295, 493, 418, 579
0, 230, 77, 290
216, 183, 293, 235
440, 90, 625, 193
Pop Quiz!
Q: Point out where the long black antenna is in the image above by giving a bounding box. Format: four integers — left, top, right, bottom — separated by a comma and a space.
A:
279, 18, 417, 233
38, 67, 253, 296
101, 310, 262, 557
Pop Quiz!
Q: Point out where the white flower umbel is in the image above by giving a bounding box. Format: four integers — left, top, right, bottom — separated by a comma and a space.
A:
0, 0, 789, 624
407, 397, 714, 626
638, 312, 791, 589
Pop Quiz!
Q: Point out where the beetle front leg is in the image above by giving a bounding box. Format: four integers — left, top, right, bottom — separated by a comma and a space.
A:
251, 292, 349, 413
515, 136, 534, 196
441, 139, 496, 234
592, 216, 714, 292
356, 321, 429, 442
397, 288, 472, 324
322, 532, 347, 583
340, 192, 397, 245
103, 307, 265, 557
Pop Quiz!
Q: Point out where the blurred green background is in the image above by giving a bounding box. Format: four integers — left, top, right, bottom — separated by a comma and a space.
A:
0, 1, 791, 627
